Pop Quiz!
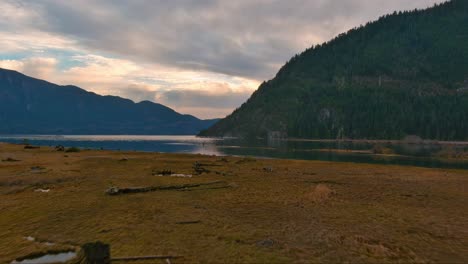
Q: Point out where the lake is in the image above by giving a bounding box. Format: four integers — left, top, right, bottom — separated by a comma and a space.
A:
0, 135, 467, 169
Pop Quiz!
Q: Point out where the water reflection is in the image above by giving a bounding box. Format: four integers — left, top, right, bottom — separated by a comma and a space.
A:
11, 252, 77, 264
0, 135, 467, 169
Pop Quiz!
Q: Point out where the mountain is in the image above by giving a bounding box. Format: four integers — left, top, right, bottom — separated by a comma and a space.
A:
0, 68, 218, 135
200, 0, 468, 141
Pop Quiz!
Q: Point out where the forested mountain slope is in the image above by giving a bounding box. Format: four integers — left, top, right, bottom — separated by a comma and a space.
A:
200, 0, 468, 140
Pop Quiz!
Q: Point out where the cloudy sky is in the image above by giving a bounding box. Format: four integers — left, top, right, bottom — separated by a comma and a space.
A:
0, 0, 443, 119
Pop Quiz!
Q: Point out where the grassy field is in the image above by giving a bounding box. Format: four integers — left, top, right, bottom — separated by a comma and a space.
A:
1, 142, 467, 263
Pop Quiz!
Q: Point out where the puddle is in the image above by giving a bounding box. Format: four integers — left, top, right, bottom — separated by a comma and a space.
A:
34, 189, 50, 193
11, 251, 77, 264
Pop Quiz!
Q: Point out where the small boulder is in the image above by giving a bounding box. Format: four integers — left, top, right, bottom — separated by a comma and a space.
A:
73, 241, 110, 264
55, 145, 65, 151
106, 187, 120, 195
256, 239, 276, 248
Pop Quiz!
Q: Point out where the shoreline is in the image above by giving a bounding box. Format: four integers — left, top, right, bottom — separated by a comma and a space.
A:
2, 141, 467, 170
1, 134, 468, 146
286, 138, 468, 145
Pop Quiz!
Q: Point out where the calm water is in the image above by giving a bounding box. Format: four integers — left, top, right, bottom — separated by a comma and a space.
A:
1, 135, 467, 169
11, 251, 77, 264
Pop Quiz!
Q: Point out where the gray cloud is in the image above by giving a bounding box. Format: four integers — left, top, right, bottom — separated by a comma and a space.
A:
115, 84, 159, 104
156, 88, 253, 119
157, 89, 251, 109
0, 57, 58, 79
103, 83, 252, 118
6, 0, 444, 80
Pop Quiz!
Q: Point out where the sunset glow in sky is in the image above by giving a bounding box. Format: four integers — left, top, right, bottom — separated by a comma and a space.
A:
0, 0, 443, 118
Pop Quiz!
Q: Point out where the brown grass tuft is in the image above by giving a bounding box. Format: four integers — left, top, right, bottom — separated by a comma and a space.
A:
307, 184, 335, 203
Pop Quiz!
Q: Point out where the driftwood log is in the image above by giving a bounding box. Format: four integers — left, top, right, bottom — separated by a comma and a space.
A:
175, 220, 201, 225
106, 181, 230, 196
70, 242, 181, 263
112, 255, 182, 261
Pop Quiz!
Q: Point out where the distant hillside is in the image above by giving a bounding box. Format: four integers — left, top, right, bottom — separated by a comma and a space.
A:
200, 0, 468, 140
0, 68, 217, 135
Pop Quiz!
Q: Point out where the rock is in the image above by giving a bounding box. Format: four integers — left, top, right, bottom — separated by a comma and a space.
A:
193, 162, 210, 175
31, 166, 46, 173
55, 145, 65, 151
256, 239, 275, 248
72, 242, 110, 264
105, 187, 120, 195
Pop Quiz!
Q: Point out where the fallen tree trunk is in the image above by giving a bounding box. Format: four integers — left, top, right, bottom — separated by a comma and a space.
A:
106, 181, 229, 196
112, 255, 182, 261
175, 220, 201, 225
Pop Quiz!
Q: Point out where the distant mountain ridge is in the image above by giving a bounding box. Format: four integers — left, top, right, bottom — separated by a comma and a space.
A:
200, 0, 468, 140
0, 68, 218, 135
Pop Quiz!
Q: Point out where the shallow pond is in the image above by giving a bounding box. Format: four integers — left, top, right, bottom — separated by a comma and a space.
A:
11, 252, 76, 264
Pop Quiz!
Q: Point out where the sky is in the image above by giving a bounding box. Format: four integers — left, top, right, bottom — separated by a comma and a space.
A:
0, 0, 444, 119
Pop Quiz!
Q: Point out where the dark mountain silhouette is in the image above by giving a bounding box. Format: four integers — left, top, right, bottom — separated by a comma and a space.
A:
200, 0, 468, 140
0, 68, 218, 135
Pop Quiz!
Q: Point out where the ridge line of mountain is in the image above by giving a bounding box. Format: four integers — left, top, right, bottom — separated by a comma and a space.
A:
0, 68, 218, 135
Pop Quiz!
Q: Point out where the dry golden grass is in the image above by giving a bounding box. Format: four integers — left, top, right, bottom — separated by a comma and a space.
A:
1, 142, 468, 263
